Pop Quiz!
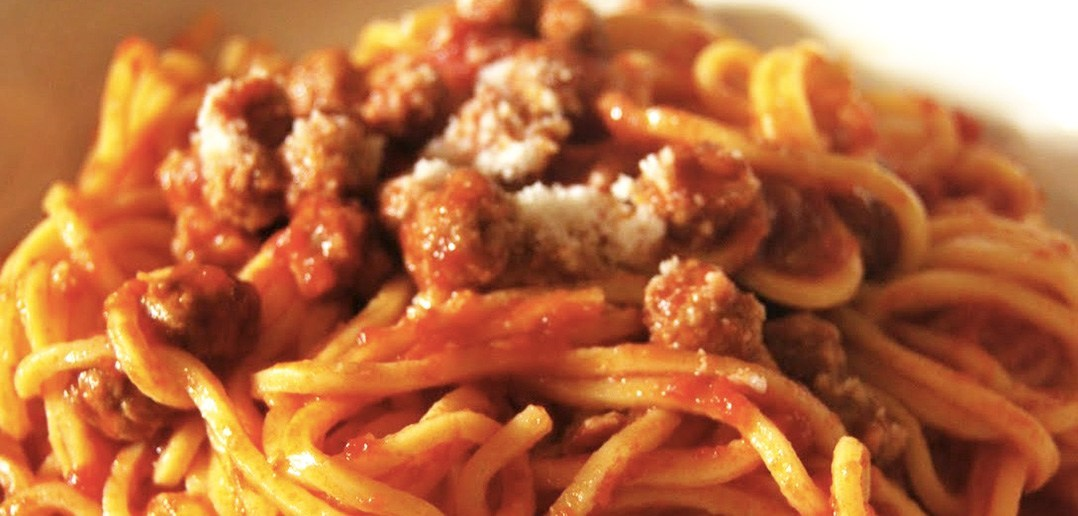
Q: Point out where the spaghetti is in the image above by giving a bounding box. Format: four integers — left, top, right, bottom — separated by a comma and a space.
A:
2, 1, 1076, 514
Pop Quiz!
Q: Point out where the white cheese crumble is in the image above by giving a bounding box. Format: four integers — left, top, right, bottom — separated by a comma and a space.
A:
514, 182, 666, 273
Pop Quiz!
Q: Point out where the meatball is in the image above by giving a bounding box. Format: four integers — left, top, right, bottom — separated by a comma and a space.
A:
398, 168, 516, 291
764, 313, 908, 464
538, 0, 600, 51
765, 313, 846, 382
424, 49, 583, 183
426, 15, 523, 97
360, 54, 447, 140
66, 362, 177, 442
157, 149, 203, 213
633, 144, 761, 248
171, 206, 260, 271
644, 257, 772, 365
140, 264, 260, 372
285, 48, 364, 116
274, 198, 388, 298
196, 77, 292, 231
281, 110, 384, 207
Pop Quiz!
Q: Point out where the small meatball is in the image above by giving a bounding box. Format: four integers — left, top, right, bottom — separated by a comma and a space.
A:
171, 206, 260, 271
634, 144, 761, 247
66, 362, 177, 442
761, 181, 859, 277
361, 54, 447, 140
427, 16, 523, 98
764, 313, 907, 464
200, 76, 293, 149
379, 158, 456, 230
425, 50, 583, 183
140, 264, 260, 372
196, 77, 292, 231
157, 149, 203, 213
199, 137, 287, 232
538, 0, 599, 51
281, 110, 385, 207
286, 48, 364, 117
400, 168, 516, 291
832, 192, 902, 278
764, 313, 845, 382
644, 257, 772, 365
275, 198, 388, 298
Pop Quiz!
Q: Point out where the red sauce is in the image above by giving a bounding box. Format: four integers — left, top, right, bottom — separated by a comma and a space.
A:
157, 150, 204, 212
342, 434, 466, 498
271, 197, 376, 298
427, 17, 523, 100
399, 169, 513, 293
761, 182, 860, 277
342, 434, 394, 465
662, 374, 754, 431
66, 467, 108, 500
803, 54, 877, 155
66, 440, 122, 499
394, 288, 612, 359
1032, 235, 1075, 261
952, 109, 982, 144
274, 226, 339, 298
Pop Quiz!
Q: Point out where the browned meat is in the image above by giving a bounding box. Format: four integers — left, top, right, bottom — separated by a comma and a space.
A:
397, 168, 516, 291
285, 48, 364, 117
281, 110, 384, 208
274, 197, 389, 298
538, 0, 599, 51
361, 54, 447, 140
140, 264, 260, 372
832, 192, 902, 278
157, 149, 203, 213
382, 160, 667, 288
632, 143, 761, 248
765, 312, 845, 382
424, 48, 584, 183
643, 257, 772, 365
65, 362, 177, 442
171, 206, 259, 271
764, 312, 908, 464
195, 76, 292, 231
760, 181, 858, 277
427, 16, 523, 99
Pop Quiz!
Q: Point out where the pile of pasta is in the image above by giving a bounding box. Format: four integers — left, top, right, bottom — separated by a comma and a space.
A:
2, 1, 1076, 514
